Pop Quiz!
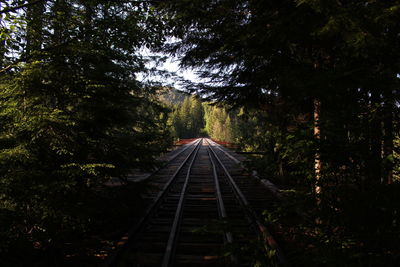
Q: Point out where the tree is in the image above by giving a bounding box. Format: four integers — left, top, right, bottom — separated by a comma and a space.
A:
202, 104, 236, 142
0, 0, 171, 259
169, 95, 205, 139
159, 0, 400, 189
157, 1, 400, 265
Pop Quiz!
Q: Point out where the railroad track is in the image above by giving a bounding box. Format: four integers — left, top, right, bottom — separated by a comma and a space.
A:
107, 138, 286, 267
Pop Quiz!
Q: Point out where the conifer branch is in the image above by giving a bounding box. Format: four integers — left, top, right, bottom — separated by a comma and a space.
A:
0, 0, 47, 15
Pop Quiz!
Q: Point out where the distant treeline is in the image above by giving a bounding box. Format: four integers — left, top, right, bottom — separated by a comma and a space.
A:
164, 93, 236, 142
165, 93, 269, 150
169, 95, 204, 139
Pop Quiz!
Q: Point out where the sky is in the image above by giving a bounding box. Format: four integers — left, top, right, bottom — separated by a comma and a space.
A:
138, 47, 200, 91
163, 57, 200, 88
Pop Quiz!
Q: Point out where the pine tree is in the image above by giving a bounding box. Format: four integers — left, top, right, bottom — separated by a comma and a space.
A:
0, 0, 171, 256
160, 0, 400, 188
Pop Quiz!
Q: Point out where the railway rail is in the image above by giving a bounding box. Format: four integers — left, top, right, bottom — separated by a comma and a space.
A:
106, 138, 286, 267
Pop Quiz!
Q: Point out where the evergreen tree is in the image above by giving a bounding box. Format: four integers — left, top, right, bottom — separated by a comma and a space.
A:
203, 104, 236, 142
0, 0, 171, 257
160, 0, 400, 188
169, 95, 205, 139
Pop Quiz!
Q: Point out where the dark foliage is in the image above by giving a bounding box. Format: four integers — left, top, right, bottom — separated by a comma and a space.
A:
159, 0, 400, 265
0, 0, 171, 262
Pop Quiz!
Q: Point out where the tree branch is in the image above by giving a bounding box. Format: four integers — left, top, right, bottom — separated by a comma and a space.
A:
0, 0, 47, 15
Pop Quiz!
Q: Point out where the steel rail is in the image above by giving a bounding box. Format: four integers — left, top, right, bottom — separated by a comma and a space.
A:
161, 138, 203, 267
106, 138, 203, 266
165, 138, 200, 163
138, 138, 200, 181
208, 139, 283, 199
207, 139, 241, 164
207, 145, 237, 264
205, 138, 288, 266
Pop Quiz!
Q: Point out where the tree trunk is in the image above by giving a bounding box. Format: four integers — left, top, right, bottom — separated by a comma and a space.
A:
383, 90, 394, 184
26, 0, 45, 55
52, 0, 68, 45
368, 91, 382, 184
0, 2, 5, 69
314, 98, 322, 195
82, 1, 93, 78
24, 0, 45, 111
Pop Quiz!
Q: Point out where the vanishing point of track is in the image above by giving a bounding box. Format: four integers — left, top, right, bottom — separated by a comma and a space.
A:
107, 138, 287, 267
